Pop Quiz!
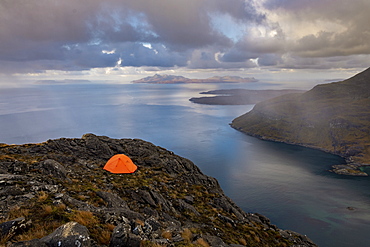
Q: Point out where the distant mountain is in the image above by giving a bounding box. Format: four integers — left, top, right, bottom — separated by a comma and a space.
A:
231, 68, 370, 173
35, 79, 91, 84
132, 74, 258, 84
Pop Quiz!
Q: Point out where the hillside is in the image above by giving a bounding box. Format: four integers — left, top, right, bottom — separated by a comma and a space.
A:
231, 68, 370, 173
0, 134, 315, 246
132, 74, 258, 84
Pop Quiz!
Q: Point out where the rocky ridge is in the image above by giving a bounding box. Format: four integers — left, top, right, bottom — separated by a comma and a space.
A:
0, 134, 316, 246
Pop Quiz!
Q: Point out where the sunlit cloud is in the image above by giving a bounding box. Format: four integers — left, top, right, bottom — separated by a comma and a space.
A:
102, 49, 116, 54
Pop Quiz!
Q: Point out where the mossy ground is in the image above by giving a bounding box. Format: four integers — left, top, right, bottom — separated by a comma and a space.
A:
0, 141, 294, 247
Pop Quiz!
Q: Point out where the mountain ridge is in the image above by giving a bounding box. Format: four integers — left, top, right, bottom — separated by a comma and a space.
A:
231, 68, 370, 175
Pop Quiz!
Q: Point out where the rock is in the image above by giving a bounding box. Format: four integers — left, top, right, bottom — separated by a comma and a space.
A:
96, 191, 129, 209
144, 217, 161, 233
142, 207, 159, 218
0, 186, 24, 197
0, 174, 27, 184
40, 221, 91, 247
212, 197, 245, 221
177, 199, 200, 216
0, 217, 30, 239
10, 161, 29, 174
103, 208, 145, 222
9, 239, 48, 247
149, 190, 174, 212
130, 190, 156, 207
61, 194, 98, 212
109, 223, 141, 247
218, 214, 235, 226
82, 133, 114, 159
183, 195, 194, 204
279, 230, 317, 247
202, 235, 228, 247
39, 159, 70, 182
330, 164, 368, 176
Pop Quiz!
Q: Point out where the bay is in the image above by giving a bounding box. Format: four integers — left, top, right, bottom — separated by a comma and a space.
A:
1, 83, 370, 246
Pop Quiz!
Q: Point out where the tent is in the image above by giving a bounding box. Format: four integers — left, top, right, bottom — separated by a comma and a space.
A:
103, 154, 137, 174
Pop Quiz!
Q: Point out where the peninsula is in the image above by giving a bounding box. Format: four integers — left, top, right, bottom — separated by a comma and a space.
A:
132, 74, 258, 84
231, 67, 370, 176
190, 89, 305, 105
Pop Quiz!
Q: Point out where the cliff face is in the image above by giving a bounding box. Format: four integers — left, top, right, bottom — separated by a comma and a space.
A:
231, 68, 370, 166
0, 134, 315, 246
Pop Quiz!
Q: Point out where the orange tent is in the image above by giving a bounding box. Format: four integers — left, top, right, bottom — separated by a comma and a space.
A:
103, 154, 137, 174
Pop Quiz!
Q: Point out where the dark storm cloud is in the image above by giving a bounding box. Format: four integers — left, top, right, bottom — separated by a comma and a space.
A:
0, 0, 369, 74
0, 0, 249, 72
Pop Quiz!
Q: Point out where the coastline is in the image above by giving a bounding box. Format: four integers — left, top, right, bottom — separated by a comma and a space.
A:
230, 124, 369, 176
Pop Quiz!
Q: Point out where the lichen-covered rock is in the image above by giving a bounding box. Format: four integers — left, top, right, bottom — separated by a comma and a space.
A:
109, 222, 141, 247
40, 221, 91, 247
0, 217, 30, 239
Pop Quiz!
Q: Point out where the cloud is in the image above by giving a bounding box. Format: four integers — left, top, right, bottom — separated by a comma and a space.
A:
0, 0, 369, 75
263, 0, 370, 57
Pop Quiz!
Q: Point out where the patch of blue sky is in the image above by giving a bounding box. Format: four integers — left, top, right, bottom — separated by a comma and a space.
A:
126, 12, 159, 39
209, 13, 247, 43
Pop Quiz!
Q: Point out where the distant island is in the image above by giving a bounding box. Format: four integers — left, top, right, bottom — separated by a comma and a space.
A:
34, 79, 91, 84
231, 67, 370, 176
132, 74, 258, 84
190, 89, 305, 105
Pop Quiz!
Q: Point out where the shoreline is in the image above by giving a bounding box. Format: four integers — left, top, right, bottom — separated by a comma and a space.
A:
230, 124, 369, 176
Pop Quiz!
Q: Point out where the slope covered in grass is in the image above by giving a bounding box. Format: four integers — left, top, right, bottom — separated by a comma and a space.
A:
231, 68, 370, 166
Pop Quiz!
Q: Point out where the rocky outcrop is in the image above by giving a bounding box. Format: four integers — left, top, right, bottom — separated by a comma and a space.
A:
231, 67, 370, 172
0, 134, 316, 246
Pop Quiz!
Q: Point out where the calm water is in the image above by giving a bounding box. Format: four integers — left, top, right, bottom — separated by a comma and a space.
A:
1, 83, 370, 246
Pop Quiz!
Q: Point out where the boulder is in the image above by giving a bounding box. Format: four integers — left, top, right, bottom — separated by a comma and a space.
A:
0, 217, 30, 239
40, 221, 91, 247
40, 159, 70, 182
109, 222, 142, 247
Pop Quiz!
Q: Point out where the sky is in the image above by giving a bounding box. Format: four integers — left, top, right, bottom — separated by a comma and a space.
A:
1, 0, 370, 85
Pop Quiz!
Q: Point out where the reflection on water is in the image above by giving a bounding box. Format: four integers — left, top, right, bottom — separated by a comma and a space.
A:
1, 83, 370, 246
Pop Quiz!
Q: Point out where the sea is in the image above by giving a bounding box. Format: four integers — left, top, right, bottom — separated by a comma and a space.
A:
1, 81, 370, 247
